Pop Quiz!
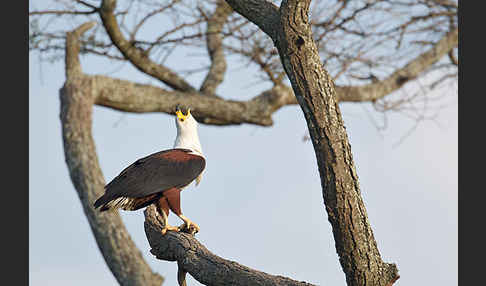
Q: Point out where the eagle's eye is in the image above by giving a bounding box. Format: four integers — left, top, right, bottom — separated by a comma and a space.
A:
180, 118, 184, 122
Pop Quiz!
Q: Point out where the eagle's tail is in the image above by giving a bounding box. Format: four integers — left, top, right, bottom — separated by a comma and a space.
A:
93, 194, 112, 211
94, 193, 160, 212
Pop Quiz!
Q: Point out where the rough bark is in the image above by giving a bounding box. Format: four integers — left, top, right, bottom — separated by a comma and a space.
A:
223, 0, 279, 39
144, 205, 315, 286
226, 0, 400, 285
276, 1, 398, 285
60, 22, 164, 286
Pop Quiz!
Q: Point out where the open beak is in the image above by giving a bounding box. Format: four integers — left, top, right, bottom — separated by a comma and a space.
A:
175, 106, 191, 121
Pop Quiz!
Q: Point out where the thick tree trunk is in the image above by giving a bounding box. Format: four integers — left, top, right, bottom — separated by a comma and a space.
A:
60, 23, 164, 286
274, 1, 399, 285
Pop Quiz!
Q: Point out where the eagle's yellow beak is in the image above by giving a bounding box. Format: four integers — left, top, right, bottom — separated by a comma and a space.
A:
176, 108, 191, 121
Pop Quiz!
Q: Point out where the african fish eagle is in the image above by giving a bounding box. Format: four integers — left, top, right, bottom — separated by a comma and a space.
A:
93, 107, 205, 235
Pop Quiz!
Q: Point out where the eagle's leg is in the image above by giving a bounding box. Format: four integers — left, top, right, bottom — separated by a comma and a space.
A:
164, 188, 200, 234
178, 214, 200, 234
156, 196, 179, 235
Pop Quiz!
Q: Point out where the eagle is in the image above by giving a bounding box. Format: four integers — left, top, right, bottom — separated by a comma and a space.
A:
94, 107, 205, 235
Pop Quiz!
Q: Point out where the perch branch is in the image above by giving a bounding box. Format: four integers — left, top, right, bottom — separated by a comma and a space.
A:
144, 205, 315, 286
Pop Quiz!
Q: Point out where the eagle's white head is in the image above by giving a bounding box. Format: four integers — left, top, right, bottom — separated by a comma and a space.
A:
173, 107, 203, 157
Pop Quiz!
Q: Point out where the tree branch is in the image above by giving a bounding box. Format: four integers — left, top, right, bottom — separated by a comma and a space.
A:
29, 9, 97, 15
61, 22, 163, 286
99, 0, 196, 92
224, 0, 280, 40
65, 22, 96, 78
91, 74, 294, 126
144, 205, 315, 286
337, 27, 458, 102
249, 26, 458, 104
200, 0, 233, 96
448, 48, 458, 66
129, 1, 180, 42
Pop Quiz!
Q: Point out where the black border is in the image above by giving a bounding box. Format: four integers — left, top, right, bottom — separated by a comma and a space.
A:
458, 1, 477, 285
6, 1, 29, 285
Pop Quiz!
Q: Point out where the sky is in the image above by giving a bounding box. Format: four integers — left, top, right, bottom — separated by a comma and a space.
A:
29, 3, 457, 286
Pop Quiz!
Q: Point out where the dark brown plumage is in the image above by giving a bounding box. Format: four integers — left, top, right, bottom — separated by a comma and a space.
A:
93, 148, 205, 212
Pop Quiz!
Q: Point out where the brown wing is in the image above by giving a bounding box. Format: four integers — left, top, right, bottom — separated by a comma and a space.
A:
94, 148, 205, 210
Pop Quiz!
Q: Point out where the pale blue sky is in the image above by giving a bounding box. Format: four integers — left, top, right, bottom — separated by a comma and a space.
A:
29, 2, 457, 285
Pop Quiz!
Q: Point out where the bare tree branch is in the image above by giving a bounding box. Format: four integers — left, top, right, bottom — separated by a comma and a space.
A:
448, 48, 458, 66
144, 205, 315, 286
129, 1, 181, 42
337, 27, 458, 102
224, 0, 280, 39
29, 9, 97, 16
92, 75, 294, 126
200, 0, 233, 95
64, 22, 97, 77
99, 0, 196, 92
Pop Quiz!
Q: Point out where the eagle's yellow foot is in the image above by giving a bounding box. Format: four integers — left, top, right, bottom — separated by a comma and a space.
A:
178, 215, 200, 233
161, 225, 180, 235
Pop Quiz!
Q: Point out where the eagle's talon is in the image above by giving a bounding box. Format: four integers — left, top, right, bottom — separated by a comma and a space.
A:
161, 225, 180, 235
179, 220, 200, 234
